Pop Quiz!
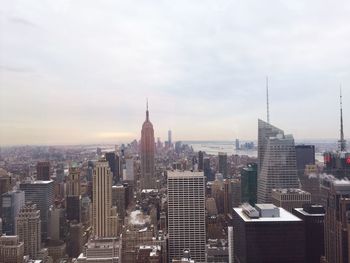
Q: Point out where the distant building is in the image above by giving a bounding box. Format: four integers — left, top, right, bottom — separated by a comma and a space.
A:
168, 171, 206, 263
240, 163, 257, 205
0, 235, 24, 263
295, 145, 315, 175
230, 179, 241, 208
20, 179, 54, 241
75, 237, 121, 263
67, 221, 83, 259
168, 130, 172, 145
324, 180, 350, 263
124, 157, 135, 182
0, 170, 11, 219
323, 151, 350, 178
228, 227, 233, 263
48, 206, 65, 241
293, 204, 325, 263
257, 119, 299, 203
36, 161, 50, 181
218, 152, 228, 179
67, 166, 81, 196
203, 157, 213, 181
112, 185, 125, 221
1, 190, 25, 235
141, 102, 155, 189
235, 139, 240, 150
198, 151, 204, 172
271, 188, 311, 212
233, 203, 305, 263
16, 202, 41, 259
66, 195, 81, 222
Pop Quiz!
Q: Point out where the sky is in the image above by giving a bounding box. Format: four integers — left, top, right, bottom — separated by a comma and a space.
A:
0, 0, 350, 145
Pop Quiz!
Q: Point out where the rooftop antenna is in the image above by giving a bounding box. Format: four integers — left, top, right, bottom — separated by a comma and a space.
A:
339, 85, 346, 151
266, 76, 270, 124
146, 98, 149, 121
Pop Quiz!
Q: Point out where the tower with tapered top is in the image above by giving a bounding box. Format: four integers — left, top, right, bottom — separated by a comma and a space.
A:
339, 87, 347, 152
141, 100, 155, 189
324, 88, 350, 178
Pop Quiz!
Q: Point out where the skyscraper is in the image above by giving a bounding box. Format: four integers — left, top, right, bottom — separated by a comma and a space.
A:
257, 120, 299, 203
16, 202, 41, 259
0, 169, 11, 219
19, 180, 54, 241
293, 204, 325, 263
66, 166, 82, 222
105, 152, 117, 183
198, 151, 204, 172
233, 204, 305, 263
1, 190, 25, 235
92, 158, 117, 238
271, 188, 311, 212
67, 166, 80, 196
257, 119, 283, 174
0, 235, 24, 263
168, 129, 172, 145
295, 145, 315, 175
36, 161, 50, 181
218, 152, 228, 179
168, 171, 206, 263
241, 163, 257, 205
140, 101, 155, 189
203, 157, 212, 181
324, 180, 350, 263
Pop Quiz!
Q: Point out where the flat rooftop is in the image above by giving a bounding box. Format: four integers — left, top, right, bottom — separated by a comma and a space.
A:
294, 208, 325, 217
272, 188, 310, 195
168, 171, 204, 178
234, 207, 302, 223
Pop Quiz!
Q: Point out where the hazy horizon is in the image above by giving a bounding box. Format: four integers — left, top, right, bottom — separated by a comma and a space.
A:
1, 1, 349, 145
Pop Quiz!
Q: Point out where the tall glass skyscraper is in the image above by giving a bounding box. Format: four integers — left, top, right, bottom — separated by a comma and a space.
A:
257, 119, 299, 203
20, 180, 54, 241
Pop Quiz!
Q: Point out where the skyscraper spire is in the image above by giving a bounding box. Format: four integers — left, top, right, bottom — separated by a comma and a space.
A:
339, 85, 346, 151
266, 76, 270, 124
146, 98, 149, 121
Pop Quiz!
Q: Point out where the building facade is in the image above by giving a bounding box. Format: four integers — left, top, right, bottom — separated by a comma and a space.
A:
271, 188, 311, 212
257, 120, 299, 203
233, 204, 305, 263
168, 171, 206, 263
19, 179, 54, 241
324, 180, 350, 263
241, 163, 257, 205
92, 158, 117, 238
293, 204, 325, 263
1, 190, 25, 235
16, 202, 41, 259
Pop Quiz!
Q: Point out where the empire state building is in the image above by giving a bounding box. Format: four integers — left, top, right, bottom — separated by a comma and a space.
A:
140, 102, 155, 189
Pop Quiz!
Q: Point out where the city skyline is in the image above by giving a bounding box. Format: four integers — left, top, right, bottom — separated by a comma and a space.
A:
1, 1, 350, 145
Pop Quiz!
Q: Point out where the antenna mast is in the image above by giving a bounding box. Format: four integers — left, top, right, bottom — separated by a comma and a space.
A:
339, 86, 346, 151
266, 76, 270, 124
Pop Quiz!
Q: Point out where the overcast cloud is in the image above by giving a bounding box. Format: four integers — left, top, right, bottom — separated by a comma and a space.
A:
0, 0, 349, 145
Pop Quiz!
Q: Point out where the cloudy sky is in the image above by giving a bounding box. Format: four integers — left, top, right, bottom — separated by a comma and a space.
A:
0, 0, 349, 145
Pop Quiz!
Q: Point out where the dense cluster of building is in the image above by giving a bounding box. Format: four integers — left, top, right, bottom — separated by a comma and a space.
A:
0, 98, 349, 263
